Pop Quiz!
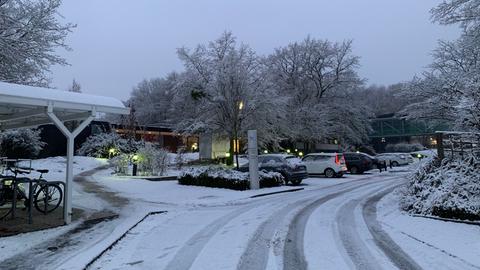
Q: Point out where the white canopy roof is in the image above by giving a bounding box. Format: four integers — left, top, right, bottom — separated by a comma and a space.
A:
0, 81, 129, 130
0, 81, 129, 224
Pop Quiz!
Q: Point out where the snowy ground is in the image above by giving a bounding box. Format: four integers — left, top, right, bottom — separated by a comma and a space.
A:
1, 158, 479, 270
14, 156, 106, 179
377, 191, 480, 269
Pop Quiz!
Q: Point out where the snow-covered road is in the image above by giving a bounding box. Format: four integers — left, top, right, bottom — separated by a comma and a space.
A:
81, 170, 480, 270
2, 160, 478, 270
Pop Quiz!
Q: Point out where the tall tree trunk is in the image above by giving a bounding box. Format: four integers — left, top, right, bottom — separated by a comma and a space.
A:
227, 137, 234, 166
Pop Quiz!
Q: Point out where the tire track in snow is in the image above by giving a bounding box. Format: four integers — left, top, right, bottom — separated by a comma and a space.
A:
282, 179, 390, 270
237, 197, 312, 270
238, 175, 393, 270
163, 189, 308, 270
163, 204, 257, 270
164, 174, 393, 270
362, 185, 424, 270
336, 190, 386, 270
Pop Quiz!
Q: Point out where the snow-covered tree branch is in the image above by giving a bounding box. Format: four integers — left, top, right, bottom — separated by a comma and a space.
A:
0, 0, 74, 86
402, 2, 480, 132
173, 32, 286, 152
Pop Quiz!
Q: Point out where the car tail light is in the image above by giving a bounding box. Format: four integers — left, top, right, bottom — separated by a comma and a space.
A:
336, 154, 345, 165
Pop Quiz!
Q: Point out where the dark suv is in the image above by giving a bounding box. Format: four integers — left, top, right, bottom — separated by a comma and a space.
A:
343, 152, 374, 174
238, 154, 308, 185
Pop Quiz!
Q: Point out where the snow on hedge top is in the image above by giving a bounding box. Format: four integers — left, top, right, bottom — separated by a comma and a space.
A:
179, 166, 284, 181
180, 166, 248, 181
0, 81, 128, 113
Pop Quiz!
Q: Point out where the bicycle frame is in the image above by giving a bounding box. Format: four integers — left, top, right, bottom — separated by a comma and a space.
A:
0, 162, 64, 223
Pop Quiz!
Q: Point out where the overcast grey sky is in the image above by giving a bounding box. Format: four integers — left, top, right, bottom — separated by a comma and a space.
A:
51, 0, 459, 100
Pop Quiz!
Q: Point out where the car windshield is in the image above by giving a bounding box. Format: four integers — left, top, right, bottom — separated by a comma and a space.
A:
285, 156, 303, 167
259, 156, 284, 166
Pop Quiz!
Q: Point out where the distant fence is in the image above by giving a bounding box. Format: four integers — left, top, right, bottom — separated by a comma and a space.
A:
436, 131, 480, 160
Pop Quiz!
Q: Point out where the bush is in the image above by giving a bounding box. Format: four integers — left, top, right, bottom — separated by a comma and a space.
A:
77, 132, 142, 158
111, 144, 170, 176
385, 143, 425, 153
136, 144, 169, 176
110, 153, 131, 175
174, 148, 186, 170
0, 129, 45, 159
178, 166, 284, 190
400, 155, 480, 221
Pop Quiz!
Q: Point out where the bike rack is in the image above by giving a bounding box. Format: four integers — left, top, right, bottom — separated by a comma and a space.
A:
11, 178, 40, 224
1, 159, 66, 225
10, 179, 65, 224
50, 181, 66, 217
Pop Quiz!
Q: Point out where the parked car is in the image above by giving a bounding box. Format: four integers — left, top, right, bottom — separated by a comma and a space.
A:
376, 153, 410, 166
238, 154, 308, 185
301, 153, 347, 178
405, 154, 415, 163
343, 152, 374, 174
363, 153, 382, 169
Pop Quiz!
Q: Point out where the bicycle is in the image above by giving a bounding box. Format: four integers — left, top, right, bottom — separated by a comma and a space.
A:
0, 167, 63, 220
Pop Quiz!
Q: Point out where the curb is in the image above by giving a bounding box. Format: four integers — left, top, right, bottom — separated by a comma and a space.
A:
83, 211, 167, 269
114, 176, 178, 181
250, 188, 304, 198
142, 176, 177, 181
410, 214, 480, 226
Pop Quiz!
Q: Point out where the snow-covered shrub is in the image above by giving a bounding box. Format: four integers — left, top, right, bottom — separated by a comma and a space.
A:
385, 143, 425, 153
178, 166, 284, 190
175, 148, 186, 169
400, 155, 480, 221
110, 154, 130, 175
136, 144, 169, 176
0, 129, 45, 158
110, 144, 170, 176
77, 132, 141, 158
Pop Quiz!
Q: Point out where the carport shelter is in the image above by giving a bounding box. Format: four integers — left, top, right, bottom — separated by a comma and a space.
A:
0, 81, 129, 224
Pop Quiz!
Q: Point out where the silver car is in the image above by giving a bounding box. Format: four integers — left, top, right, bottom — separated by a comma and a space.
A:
376, 153, 410, 166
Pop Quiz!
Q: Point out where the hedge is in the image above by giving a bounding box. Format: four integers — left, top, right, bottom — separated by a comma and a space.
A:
178, 166, 284, 191
400, 155, 480, 221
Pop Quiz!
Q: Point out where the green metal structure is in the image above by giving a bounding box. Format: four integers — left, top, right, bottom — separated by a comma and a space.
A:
370, 116, 450, 138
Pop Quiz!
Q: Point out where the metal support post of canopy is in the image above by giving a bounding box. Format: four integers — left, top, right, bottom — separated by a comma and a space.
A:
0, 81, 129, 224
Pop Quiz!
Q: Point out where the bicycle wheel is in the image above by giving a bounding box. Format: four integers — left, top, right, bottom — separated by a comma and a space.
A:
34, 184, 63, 214
0, 188, 13, 220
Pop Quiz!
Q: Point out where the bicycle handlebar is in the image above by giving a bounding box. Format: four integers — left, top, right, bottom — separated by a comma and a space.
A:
7, 167, 31, 175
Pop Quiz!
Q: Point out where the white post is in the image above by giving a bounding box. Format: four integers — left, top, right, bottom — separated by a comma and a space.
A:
65, 136, 74, 224
47, 105, 95, 224
248, 130, 259, 190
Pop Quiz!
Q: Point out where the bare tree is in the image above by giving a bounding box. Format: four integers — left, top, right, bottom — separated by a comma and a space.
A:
267, 37, 368, 148
129, 74, 177, 126
357, 83, 410, 116
402, 0, 480, 132
431, 0, 480, 31
174, 32, 285, 167
0, 0, 74, 87
68, 78, 82, 93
